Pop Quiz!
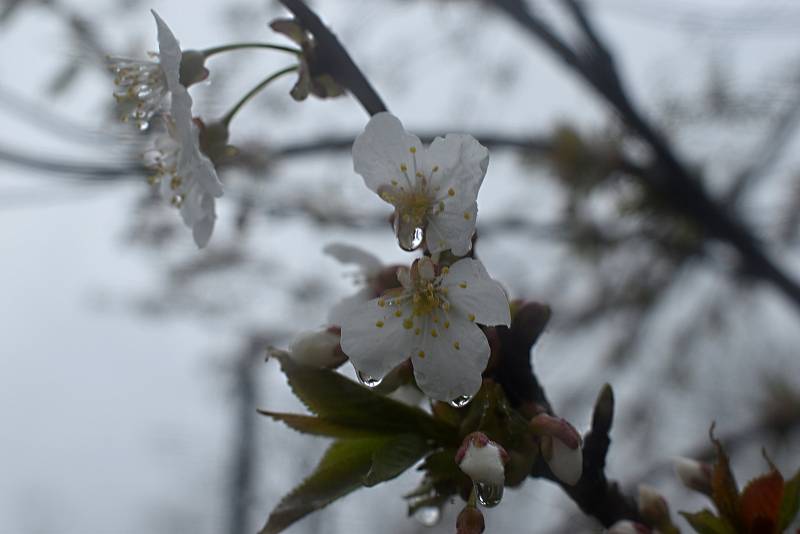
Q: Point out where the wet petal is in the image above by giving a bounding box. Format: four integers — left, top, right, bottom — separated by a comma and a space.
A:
151, 10, 182, 92
353, 112, 423, 194
412, 313, 489, 401
442, 258, 510, 327
339, 298, 416, 379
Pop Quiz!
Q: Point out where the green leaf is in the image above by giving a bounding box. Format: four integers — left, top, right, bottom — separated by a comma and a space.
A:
272, 352, 456, 443
779, 468, 800, 530
260, 437, 386, 534
258, 410, 382, 439
363, 434, 431, 487
680, 510, 737, 534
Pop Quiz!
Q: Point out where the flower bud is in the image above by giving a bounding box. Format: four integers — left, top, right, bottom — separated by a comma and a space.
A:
455, 432, 509, 486
637, 484, 672, 529
673, 457, 713, 496
179, 50, 209, 87
607, 520, 651, 534
288, 327, 346, 368
456, 505, 485, 534
530, 414, 583, 486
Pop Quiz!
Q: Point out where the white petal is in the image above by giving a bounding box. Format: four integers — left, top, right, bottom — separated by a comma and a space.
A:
353, 112, 423, 194
426, 200, 477, 256
412, 313, 489, 401
442, 258, 510, 327
458, 441, 506, 486
151, 10, 182, 92
191, 194, 216, 248
323, 243, 382, 275
327, 286, 373, 325
339, 298, 416, 379
426, 133, 489, 196
547, 438, 583, 486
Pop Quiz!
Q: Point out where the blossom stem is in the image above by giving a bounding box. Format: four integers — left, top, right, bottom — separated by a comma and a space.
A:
201, 42, 301, 58
467, 486, 478, 508
220, 65, 299, 127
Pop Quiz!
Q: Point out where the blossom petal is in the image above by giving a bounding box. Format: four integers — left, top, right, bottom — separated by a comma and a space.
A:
547, 438, 583, 486
411, 313, 489, 401
151, 10, 182, 92
426, 200, 477, 256
425, 133, 489, 195
353, 112, 423, 194
323, 243, 382, 274
328, 286, 373, 325
191, 194, 216, 248
339, 298, 416, 379
442, 258, 510, 327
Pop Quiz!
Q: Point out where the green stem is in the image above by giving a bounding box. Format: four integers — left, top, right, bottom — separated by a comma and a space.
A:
467, 485, 478, 508
201, 42, 301, 58
221, 65, 299, 127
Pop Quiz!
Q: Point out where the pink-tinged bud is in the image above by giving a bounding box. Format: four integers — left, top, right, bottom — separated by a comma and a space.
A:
455, 432, 509, 486
637, 484, 672, 528
288, 328, 346, 368
673, 457, 713, 496
607, 520, 651, 534
530, 414, 583, 486
456, 505, 485, 534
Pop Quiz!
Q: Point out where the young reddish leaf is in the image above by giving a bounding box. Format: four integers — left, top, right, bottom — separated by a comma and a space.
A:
778, 468, 800, 530
740, 470, 784, 533
709, 428, 741, 528
679, 510, 736, 534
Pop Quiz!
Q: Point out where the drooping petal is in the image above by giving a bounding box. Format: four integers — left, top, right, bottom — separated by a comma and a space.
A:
411, 312, 490, 401
353, 112, 423, 194
339, 298, 416, 379
442, 258, 510, 327
323, 243, 382, 275
191, 194, 216, 248
151, 10, 182, 92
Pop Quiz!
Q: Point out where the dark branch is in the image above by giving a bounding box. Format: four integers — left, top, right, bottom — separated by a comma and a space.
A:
490, 0, 800, 312
277, 0, 388, 116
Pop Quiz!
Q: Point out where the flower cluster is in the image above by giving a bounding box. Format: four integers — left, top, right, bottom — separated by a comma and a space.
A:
330, 113, 510, 403
111, 11, 222, 248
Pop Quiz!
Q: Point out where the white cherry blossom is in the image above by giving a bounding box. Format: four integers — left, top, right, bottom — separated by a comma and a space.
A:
353, 113, 489, 256
146, 87, 223, 248
324, 243, 384, 324
339, 256, 510, 402
109, 11, 206, 129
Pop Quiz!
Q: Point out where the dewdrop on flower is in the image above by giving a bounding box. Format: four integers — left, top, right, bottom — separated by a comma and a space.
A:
353, 113, 489, 255
455, 432, 509, 508
338, 256, 510, 403
108, 10, 208, 130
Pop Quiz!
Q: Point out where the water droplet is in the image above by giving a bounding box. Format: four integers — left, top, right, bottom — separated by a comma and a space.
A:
413, 506, 441, 527
475, 482, 504, 507
394, 215, 424, 251
356, 369, 383, 388
449, 395, 473, 408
